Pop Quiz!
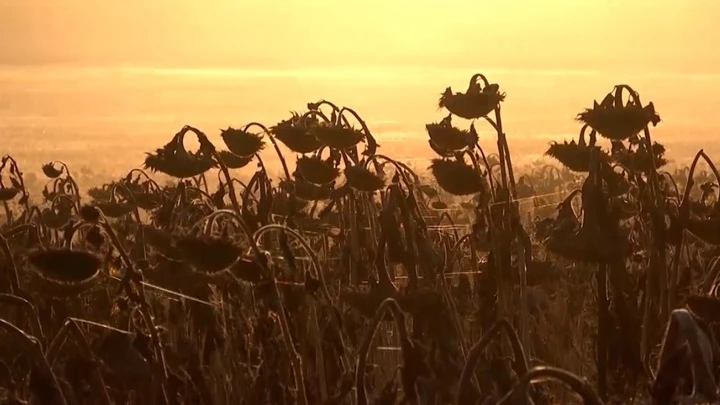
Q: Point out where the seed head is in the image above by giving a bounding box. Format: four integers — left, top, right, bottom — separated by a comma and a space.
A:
545, 141, 604, 172
144, 139, 217, 179
429, 159, 488, 196
27, 248, 103, 287
438, 83, 505, 119
41, 162, 64, 179
344, 165, 385, 192
425, 114, 476, 152
271, 113, 323, 154
174, 235, 242, 275
141, 225, 182, 260
216, 150, 253, 169
220, 127, 265, 158
94, 202, 135, 218
296, 156, 339, 185
578, 94, 661, 141
132, 191, 161, 210
311, 123, 365, 150
0, 186, 19, 202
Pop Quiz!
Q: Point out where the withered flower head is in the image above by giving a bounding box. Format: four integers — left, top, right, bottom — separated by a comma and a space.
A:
344, 165, 385, 192
27, 248, 103, 290
438, 81, 505, 119
41, 162, 64, 179
220, 127, 265, 158
425, 114, 476, 152
577, 92, 661, 141
545, 140, 604, 173
140, 225, 182, 260
311, 123, 365, 150
87, 185, 112, 203
296, 156, 339, 185
94, 202, 135, 218
0, 186, 19, 202
174, 235, 242, 275
216, 150, 253, 169
270, 112, 323, 154
429, 159, 489, 196
144, 139, 217, 179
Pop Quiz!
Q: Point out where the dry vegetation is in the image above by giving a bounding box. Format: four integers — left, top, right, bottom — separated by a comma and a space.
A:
1, 73, 719, 404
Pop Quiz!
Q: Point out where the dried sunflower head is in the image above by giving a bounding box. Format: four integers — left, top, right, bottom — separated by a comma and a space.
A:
344, 165, 385, 192
141, 225, 182, 260
311, 123, 365, 150
144, 139, 217, 179
545, 140, 605, 172
0, 186, 19, 202
428, 139, 456, 158
429, 159, 489, 196
220, 127, 265, 158
27, 248, 103, 292
270, 112, 323, 154
87, 184, 113, 203
578, 92, 661, 141
425, 114, 476, 152
296, 156, 339, 185
217, 150, 253, 169
132, 191, 162, 210
41, 162, 64, 179
94, 202, 135, 218
438, 81, 505, 119
174, 235, 242, 275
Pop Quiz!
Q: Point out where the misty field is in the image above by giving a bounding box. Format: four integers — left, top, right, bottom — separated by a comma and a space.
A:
1, 72, 720, 405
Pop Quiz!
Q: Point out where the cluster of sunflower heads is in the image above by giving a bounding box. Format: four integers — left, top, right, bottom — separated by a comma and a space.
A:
426, 114, 478, 155
144, 131, 217, 179
610, 138, 668, 174
287, 154, 385, 199
271, 112, 323, 154
438, 78, 505, 119
430, 158, 489, 198
577, 89, 661, 141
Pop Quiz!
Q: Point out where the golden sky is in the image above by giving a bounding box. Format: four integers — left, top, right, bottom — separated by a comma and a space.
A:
1, 0, 718, 72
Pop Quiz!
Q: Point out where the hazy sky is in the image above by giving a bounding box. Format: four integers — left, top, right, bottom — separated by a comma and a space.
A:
1, 0, 719, 72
